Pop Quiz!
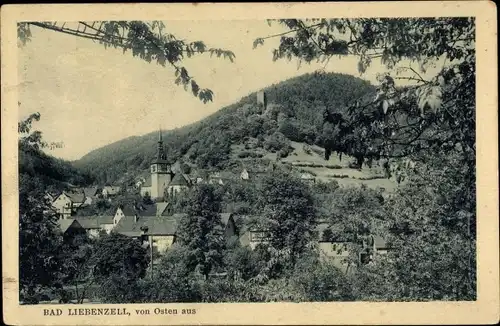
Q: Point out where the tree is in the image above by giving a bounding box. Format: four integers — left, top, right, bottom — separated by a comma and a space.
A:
291, 254, 355, 302
18, 114, 65, 304
91, 233, 150, 303
18, 21, 236, 103
175, 184, 226, 279
258, 172, 316, 276
142, 244, 203, 303
57, 231, 95, 304
257, 18, 475, 171
18, 174, 64, 303
257, 18, 476, 300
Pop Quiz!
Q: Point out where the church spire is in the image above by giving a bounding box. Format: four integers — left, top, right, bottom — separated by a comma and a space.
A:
157, 126, 166, 160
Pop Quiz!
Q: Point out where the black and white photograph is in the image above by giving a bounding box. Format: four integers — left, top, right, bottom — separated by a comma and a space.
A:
2, 2, 498, 325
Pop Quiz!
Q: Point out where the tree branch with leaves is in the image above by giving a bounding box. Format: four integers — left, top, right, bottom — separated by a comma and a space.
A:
18, 21, 236, 103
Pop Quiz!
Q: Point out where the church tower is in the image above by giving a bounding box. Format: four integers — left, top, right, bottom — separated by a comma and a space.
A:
150, 127, 173, 200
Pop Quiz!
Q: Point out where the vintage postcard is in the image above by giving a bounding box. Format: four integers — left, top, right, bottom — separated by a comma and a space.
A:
1, 2, 498, 325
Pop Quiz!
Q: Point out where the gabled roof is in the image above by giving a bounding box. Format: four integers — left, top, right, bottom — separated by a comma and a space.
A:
220, 213, 233, 226
63, 190, 85, 204
98, 216, 114, 224
74, 216, 114, 229
137, 203, 157, 217
83, 187, 100, 198
119, 205, 138, 217
168, 173, 190, 187
114, 214, 185, 237
156, 202, 171, 216
58, 219, 83, 233
74, 217, 100, 229
119, 203, 172, 218
114, 216, 142, 237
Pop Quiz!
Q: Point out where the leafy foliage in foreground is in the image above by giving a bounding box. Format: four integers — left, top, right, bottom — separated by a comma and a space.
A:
18, 21, 235, 104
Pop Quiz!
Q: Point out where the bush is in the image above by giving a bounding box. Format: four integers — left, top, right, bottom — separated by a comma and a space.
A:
263, 132, 290, 153
278, 147, 293, 158
325, 165, 342, 169
237, 151, 263, 159
330, 174, 349, 178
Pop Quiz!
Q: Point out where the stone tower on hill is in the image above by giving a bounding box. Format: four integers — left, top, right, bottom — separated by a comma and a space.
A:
256, 90, 267, 111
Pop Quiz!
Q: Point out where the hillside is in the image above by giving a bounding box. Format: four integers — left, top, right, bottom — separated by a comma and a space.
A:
19, 140, 95, 194
74, 72, 393, 188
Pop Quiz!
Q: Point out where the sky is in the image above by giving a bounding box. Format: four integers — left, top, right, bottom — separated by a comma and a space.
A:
17, 20, 430, 161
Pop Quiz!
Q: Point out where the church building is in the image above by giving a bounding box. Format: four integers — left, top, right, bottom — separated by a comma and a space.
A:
140, 129, 191, 201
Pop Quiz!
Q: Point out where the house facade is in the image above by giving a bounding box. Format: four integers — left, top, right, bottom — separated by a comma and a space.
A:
52, 190, 85, 218
74, 216, 115, 238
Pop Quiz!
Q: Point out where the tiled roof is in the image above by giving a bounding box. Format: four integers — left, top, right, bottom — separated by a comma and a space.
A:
156, 202, 170, 216
64, 190, 85, 203
137, 203, 157, 217
74, 217, 100, 229
83, 187, 99, 198
74, 216, 114, 229
114, 216, 142, 237
168, 173, 190, 186
58, 219, 82, 233
114, 215, 184, 237
120, 203, 174, 218
220, 213, 233, 226
120, 205, 138, 217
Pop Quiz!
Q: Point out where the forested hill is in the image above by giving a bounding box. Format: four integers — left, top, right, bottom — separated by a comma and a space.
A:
74, 72, 376, 184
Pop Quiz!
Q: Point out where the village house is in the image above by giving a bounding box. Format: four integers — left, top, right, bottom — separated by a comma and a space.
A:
316, 223, 351, 272
51, 190, 86, 218
316, 222, 390, 268
240, 168, 250, 181
165, 173, 192, 197
208, 172, 226, 185
300, 172, 316, 184
74, 216, 115, 237
140, 129, 191, 200
57, 219, 88, 244
237, 215, 271, 249
220, 213, 237, 240
114, 214, 183, 255
102, 186, 121, 199
113, 203, 237, 256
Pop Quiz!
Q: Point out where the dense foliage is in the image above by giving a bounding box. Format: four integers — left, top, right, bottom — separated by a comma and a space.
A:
18, 113, 94, 303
